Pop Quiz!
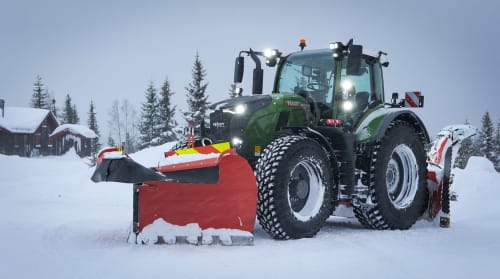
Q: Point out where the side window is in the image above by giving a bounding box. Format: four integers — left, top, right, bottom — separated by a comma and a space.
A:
340, 58, 372, 111
371, 62, 384, 103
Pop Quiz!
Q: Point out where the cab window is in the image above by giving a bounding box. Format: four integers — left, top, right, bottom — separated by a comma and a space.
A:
277, 51, 335, 110
339, 57, 373, 113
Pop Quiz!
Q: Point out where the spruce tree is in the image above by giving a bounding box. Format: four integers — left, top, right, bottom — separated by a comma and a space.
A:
62, 94, 74, 124
455, 139, 475, 169
87, 100, 101, 164
139, 82, 161, 148
61, 94, 80, 124
158, 77, 178, 143
494, 122, 500, 171
478, 111, 495, 164
31, 75, 50, 109
72, 104, 80, 124
184, 52, 209, 127
454, 120, 476, 169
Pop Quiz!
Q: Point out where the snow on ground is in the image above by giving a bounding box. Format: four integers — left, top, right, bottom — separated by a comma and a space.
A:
0, 145, 499, 279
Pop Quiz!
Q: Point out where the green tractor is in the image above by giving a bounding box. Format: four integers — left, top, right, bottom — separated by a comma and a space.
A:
187, 39, 429, 239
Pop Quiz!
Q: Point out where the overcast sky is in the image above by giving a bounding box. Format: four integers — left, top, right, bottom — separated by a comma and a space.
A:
1, 0, 499, 138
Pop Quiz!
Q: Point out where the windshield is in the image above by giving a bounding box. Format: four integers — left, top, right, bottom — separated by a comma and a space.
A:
277, 50, 335, 108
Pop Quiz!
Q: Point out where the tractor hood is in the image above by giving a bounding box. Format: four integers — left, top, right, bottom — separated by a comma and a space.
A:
209, 95, 272, 112
205, 93, 310, 164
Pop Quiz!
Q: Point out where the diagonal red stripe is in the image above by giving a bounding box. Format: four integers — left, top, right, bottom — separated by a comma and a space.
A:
194, 145, 221, 154
406, 94, 418, 107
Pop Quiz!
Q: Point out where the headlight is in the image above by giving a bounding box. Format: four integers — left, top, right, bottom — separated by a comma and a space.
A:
343, 101, 353, 111
232, 137, 243, 146
264, 49, 277, 58
329, 42, 338, 50
341, 80, 353, 92
223, 104, 246, 114
235, 104, 246, 114
264, 49, 280, 67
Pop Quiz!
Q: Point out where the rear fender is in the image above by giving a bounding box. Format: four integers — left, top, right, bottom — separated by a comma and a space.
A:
355, 108, 430, 144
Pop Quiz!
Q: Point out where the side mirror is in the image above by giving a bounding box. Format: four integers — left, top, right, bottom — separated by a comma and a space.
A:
234, 57, 244, 83
346, 44, 363, 75
253, 68, 263, 95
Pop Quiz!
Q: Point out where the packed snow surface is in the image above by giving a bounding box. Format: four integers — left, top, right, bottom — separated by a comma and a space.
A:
0, 144, 499, 279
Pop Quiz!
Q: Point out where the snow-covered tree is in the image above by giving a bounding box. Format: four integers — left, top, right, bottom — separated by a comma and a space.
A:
495, 121, 500, 172
72, 104, 80, 124
108, 99, 139, 153
455, 138, 475, 169
139, 82, 161, 148
478, 111, 495, 164
158, 77, 178, 143
455, 121, 471, 168
121, 99, 139, 153
31, 75, 51, 109
184, 52, 209, 127
107, 133, 115, 147
62, 94, 80, 124
87, 100, 101, 165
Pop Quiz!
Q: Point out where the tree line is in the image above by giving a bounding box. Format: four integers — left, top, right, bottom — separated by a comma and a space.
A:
30, 75, 101, 163
106, 53, 209, 153
29, 53, 210, 160
455, 111, 500, 172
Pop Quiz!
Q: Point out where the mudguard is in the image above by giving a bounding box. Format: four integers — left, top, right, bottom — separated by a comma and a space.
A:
355, 108, 430, 144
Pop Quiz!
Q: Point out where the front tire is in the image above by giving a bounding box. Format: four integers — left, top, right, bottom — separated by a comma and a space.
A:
353, 121, 428, 230
255, 135, 335, 239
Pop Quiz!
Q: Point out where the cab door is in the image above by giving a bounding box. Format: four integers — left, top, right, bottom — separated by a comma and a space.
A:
335, 57, 383, 127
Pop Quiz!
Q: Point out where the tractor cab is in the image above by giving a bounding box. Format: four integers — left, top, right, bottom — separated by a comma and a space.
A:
233, 39, 389, 130
273, 45, 388, 128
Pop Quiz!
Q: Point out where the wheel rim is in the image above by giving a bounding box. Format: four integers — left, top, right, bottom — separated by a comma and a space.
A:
288, 159, 325, 221
385, 144, 419, 209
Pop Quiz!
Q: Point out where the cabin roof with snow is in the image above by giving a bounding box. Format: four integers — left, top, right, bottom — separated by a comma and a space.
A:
49, 124, 97, 139
0, 107, 58, 134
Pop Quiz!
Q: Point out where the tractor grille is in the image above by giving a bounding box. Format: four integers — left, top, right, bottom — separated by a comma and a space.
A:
209, 110, 232, 141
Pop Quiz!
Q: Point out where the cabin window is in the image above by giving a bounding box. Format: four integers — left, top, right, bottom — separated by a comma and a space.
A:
14, 135, 19, 146
35, 134, 41, 147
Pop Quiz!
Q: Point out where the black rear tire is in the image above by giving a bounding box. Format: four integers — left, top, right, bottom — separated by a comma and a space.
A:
353, 121, 428, 230
255, 135, 335, 239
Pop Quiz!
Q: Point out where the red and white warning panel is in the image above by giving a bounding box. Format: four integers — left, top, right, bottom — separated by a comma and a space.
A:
404, 91, 424, 108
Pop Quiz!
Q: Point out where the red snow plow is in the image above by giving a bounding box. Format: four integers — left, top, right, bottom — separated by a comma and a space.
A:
425, 125, 477, 227
92, 145, 257, 245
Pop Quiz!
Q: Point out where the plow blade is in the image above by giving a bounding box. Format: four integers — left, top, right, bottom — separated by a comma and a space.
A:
133, 150, 257, 245
91, 147, 257, 245
91, 157, 165, 184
